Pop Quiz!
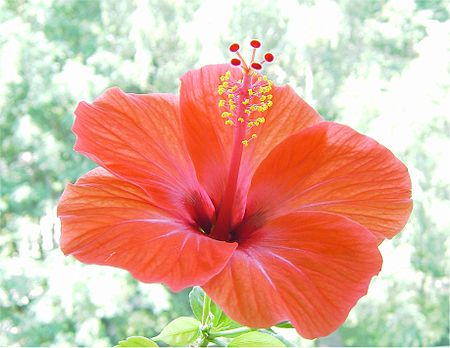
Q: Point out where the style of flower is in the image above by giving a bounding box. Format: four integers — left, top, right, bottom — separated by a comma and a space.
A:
57, 40, 412, 339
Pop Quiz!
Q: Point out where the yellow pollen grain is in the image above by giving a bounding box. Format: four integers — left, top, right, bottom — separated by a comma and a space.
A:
218, 71, 274, 145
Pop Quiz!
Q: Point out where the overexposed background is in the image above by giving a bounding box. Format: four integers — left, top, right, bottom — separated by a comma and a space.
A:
1, 0, 449, 346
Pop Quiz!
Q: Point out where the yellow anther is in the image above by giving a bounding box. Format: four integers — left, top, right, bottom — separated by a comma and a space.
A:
218, 70, 273, 143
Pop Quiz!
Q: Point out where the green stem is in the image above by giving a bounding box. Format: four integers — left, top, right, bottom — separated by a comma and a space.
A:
208, 326, 254, 338
198, 337, 209, 347
210, 338, 227, 347
201, 292, 211, 325
263, 328, 295, 347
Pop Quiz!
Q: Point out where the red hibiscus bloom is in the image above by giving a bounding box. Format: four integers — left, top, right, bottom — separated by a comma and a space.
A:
58, 41, 412, 339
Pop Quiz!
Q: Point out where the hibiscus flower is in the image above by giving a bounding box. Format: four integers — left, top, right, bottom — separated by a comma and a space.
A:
57, 41, 412, 339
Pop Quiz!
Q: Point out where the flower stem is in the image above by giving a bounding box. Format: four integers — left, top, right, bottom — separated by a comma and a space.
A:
210, 337, 227, 346
208, 326, 254, 338
198, 337, 209, 347
262, 328, 295, 347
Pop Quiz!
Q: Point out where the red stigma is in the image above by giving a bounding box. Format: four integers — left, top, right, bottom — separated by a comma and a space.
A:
229, 43, 240, 52
251, 62, 262, 70
227, 39, 272, 74
250, 39, 261, 48
230, 58, 241, 66
264, 53, 275, 62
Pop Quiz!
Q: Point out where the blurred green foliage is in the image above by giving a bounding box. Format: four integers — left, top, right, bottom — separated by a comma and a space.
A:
1, 0, 449, 346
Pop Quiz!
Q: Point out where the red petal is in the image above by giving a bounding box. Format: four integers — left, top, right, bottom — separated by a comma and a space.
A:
57, 168, 237, 292
180, 65, 322, 220
180, 65, 236, 207
203, 212, 382, 339
73, 88, 213, 222
247, 122, 412, 241
242, 83, 322, 175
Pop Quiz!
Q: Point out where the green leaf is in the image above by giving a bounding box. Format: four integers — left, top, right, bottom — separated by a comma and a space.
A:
115, 336, 158, 347
189, 286, 205, 322
227, 332, 286, 347
213, 312, 241, 332
189, 287, 240, 330
152, 316, 201, 346
275, 321, 294, 329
